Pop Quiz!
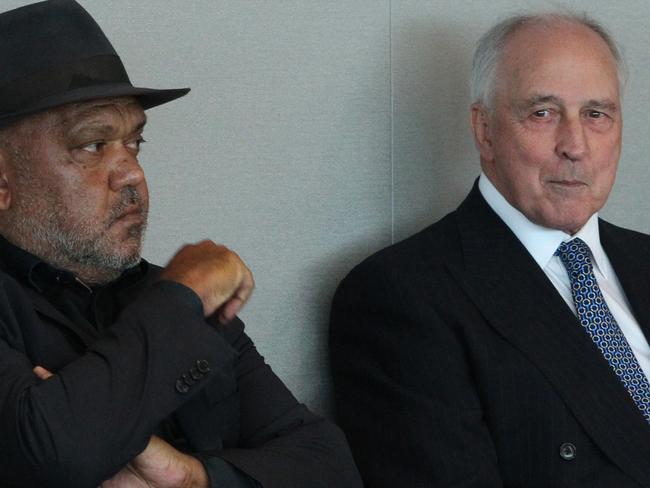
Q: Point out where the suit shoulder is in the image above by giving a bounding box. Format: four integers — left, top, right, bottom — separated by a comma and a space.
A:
340, 211, 461, 288
600, 218, 650, 254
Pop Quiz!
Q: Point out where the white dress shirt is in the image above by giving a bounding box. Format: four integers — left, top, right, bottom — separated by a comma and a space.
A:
478, 173, 650, 380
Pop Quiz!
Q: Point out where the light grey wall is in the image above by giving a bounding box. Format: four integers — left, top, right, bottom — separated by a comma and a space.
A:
8, 0, 650, 416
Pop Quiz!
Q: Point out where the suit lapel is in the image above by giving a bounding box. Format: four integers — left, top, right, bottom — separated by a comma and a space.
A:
601, 222, 650, 344
449, 187, 650, 486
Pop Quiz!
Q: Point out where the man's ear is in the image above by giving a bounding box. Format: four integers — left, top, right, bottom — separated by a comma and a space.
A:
470, 103, 495, 163
0, 150, 12, 210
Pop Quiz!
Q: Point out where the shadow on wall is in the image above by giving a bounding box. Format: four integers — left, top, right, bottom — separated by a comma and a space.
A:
300, 230, 395, 418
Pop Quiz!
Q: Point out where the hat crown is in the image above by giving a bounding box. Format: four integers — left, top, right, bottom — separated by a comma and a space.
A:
0, 0, 189, 127
0, 0, 118, 86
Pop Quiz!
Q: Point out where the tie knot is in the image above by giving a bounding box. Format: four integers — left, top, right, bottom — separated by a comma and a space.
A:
556, 238, 592, 272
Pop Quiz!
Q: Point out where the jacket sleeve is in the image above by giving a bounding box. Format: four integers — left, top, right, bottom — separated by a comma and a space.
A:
0, 279, 239, 487
191, 315, 363, 488
329, 256, 504, 487
0, 272, 361, 488
196, 455, 260, 487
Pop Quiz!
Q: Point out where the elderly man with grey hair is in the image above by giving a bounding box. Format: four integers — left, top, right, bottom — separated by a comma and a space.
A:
331, 11, 650, 488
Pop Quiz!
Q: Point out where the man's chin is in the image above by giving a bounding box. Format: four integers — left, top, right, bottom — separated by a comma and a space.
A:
81, 252, 142, 285
112, 246, 143, 269
109, 225, 146, 256
117, 253, 142, 269
88, 237, 143, 273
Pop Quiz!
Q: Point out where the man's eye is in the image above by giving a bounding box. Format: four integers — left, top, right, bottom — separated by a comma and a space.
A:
532, 109, 551, 118
81, 142, 105, 153
587, 110, 606, 119
129, 137, 146, 150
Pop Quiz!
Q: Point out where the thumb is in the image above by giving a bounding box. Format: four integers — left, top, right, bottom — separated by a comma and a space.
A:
33, 365, 54, 380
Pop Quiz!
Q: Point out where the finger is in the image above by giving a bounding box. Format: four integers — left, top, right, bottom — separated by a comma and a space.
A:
33, 365, 53, 380
218, 270, 255, 323
233, 267, 255, 306
219, 297, 244, 324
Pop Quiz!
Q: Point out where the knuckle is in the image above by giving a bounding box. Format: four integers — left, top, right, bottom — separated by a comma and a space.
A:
213, 243, 230, 255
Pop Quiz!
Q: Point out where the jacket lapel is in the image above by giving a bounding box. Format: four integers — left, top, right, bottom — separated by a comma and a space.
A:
601, 222, 650, 345
448, 187, 650, 486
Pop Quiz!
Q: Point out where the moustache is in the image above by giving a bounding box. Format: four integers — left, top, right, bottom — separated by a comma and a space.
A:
107, 187, 147, 226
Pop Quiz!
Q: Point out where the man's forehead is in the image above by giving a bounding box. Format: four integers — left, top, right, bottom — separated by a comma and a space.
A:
0, 97, 146, 147
503, 21, 617, 68
496, 21, 620, 100
58, 96, 146, 128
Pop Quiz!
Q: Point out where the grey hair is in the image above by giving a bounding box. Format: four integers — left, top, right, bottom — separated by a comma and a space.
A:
470, 12, 626, 108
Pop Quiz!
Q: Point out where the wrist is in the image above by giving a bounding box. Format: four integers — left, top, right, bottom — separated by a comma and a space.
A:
182, 453, 210, 488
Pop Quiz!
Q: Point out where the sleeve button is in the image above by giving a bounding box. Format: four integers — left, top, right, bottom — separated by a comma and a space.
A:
196, 359, 211, 374
190, 367, 202, 380
181, 372, 195, 386
175, 379, 190, 394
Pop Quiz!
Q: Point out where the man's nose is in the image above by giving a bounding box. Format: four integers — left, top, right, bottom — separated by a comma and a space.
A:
555, 116, 588, 162
109, 144, 145, 191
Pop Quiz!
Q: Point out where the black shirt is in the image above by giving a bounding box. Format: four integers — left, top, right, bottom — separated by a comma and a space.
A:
0, 235, 258, 487
0, 235, 149, 336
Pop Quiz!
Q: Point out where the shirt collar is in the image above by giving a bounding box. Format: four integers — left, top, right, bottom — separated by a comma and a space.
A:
0, 234, 46, 290
478, 173, 607, 277
0, 234, 148, 292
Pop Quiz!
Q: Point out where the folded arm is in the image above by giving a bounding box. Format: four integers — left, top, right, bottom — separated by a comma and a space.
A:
0, 241, 252, 487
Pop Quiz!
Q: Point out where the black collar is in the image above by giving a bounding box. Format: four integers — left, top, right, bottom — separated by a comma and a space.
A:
0, 235, 148, 293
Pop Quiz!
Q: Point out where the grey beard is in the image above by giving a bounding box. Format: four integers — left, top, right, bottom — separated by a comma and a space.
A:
11, 187, 147, 283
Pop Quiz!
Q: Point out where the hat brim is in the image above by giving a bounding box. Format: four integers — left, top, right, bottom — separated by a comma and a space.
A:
0, 82, 190, 127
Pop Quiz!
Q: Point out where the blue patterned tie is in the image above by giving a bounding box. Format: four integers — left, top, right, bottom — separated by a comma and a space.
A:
556, 238, 650, 423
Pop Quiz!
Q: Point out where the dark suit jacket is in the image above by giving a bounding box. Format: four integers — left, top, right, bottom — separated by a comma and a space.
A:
330, 184, 650, 487
0, 257, 361, 487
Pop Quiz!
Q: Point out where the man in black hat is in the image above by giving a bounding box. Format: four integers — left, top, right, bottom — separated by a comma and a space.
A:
0, 1, 361, 487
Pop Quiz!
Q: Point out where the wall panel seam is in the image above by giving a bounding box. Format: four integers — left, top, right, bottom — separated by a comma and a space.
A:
389, 0, 395, 244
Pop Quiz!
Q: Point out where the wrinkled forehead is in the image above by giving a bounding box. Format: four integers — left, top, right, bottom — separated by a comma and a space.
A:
3, 96, 146, 140
501, 21, 618, 76
55, 96, 146, 132
494, 21, 621, 103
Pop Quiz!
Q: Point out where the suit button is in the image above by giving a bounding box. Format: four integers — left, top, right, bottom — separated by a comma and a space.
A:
196, 359, 211, 374
175, 379, 190, 394
559, 442, 576, 461
181, 373, 195, 386
190, 367, 202, 380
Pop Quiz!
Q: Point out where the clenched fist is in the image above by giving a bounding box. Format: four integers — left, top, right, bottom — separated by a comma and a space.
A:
161, 240, 254, 322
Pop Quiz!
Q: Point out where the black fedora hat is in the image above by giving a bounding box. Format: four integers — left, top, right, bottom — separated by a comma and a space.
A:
0, 0, 190, 127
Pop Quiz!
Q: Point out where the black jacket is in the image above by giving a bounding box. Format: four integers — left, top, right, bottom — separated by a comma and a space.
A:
0, 251, 361, 487
330, 185, 650, 487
